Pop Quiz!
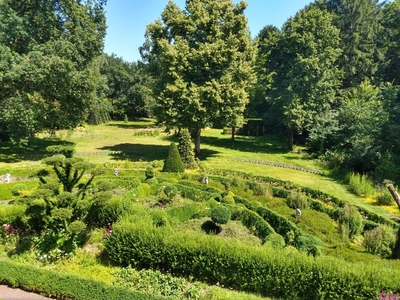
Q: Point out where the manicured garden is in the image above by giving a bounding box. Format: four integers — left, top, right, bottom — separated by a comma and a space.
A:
1, 120, 400, 299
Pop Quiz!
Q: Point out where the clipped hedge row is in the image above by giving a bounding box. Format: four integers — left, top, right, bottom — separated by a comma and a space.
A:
232, 207, 275, 242
174, 184, 209, 202
179, 180, 223, 194
0, 259, 164, 300
166, 203, 204, 222
105, 222, 400, 299
209, 169, 398, 229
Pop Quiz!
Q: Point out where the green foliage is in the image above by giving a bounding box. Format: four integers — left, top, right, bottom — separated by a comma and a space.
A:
145, 167, 155, 180
376, 189, 393, 206
10, 183, 28, 196
114, 267, 202, 299
178, 128, 197, 169
142, 0, 256, 155
211, 206, 231, 225
105, 221, 400, 299
132, 183, 151, 198
338, 205, 363, 239
0, 260, 163, 300
233, 207, 275, 242
348, 173, 375, 198
363, 225, 396, 258
263, 233, 285, 249
286, 190, 309, 210
162, 143, 185, 173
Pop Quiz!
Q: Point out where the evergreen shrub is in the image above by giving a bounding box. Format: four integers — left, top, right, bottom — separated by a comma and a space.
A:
211, 206, 231, 225
286, 190, 309, 210
162, 143, 185, 173
178, 128, 197, 169
263, 233, 285, 249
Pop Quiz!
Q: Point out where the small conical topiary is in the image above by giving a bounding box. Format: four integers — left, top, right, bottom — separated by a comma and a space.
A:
162, 142, 185, 173
178, 128, 197, 169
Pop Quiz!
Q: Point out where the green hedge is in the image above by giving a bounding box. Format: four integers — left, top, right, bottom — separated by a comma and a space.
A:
232, 207, 275, 242
0, 259, 165, 300
105, 222, 400, 299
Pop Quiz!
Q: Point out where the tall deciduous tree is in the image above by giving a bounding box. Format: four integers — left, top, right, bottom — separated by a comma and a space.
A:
267, 7, 342, 149
316, 0, 385, 89
0, 0, 107, 142
141, 0, 256, 156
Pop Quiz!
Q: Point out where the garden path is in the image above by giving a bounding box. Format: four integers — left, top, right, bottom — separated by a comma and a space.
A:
0, 285, 55, 300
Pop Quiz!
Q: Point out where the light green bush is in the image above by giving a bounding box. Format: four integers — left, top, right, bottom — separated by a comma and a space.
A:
338, 205, 363, 239
363, 225, 396, 258
286, 190, 309, 210
211, 206, 231, 225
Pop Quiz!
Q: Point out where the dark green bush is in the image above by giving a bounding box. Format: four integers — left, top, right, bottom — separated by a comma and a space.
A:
145, 167, 155, 180
0, 260, 163, 300
211, 206, 231, 225
178, 128, 197, 169
162, 143, 185, 173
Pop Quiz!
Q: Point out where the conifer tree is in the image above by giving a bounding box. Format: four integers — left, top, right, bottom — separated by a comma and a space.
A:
163, 143, 185, 173
178, 128, 197, 169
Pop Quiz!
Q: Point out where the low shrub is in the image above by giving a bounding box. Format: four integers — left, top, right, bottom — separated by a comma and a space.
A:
105, 222, 400, 299
145, 168, 155, 180
0, 260, 163, 300
11, 184, 28, 197
348, 173, 375, 197
211, 206, 231, 225
286, 190, 309, 210
338, 205, 363, 239
263, 233, 285, 249
166, 204, 200, 222
133, 183, 151, 198
363, 225, 396, 258
376, 190, 393, 206
233, 207, 275, 242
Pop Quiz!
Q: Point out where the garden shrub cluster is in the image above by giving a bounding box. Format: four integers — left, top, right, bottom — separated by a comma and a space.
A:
0, 260, 163, 300
105, 221, 400, 299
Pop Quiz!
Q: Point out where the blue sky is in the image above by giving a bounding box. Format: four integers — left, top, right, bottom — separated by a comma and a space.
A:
104, 0, 314, 62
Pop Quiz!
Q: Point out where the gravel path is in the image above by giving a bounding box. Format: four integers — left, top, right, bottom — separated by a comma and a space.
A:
0, 285, 56, 300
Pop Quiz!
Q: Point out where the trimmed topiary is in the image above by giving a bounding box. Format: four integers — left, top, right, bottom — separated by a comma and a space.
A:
162, 143, 185, 173
178, 128, 197, 169
211, 205, 231, 225
145, 167, 155, 180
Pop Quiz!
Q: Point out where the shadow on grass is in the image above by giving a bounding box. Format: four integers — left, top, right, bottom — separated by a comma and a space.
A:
99, 143, 220, 162
106, 121, 158, 130
201, 220, 221, 234
161, 134, 288, 155
0, 138, 74, 163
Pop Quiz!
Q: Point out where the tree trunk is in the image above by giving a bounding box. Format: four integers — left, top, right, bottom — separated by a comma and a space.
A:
387, 184, 400, 259
387, 184, 400, 210
194, 128, 201, 158
231, 126, 235, 141
288, 125, 294, 151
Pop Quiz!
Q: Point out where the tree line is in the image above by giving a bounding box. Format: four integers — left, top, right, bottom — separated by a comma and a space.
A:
1, 0, 400, 184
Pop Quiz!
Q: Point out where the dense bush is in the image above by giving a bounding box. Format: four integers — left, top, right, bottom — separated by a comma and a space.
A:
263, 233, 285, 249
363, 225, 396, 258
0, 260, 163, 300
338, 205, 363, 239
286, 190, 309, 210
232, 207, 275, 242
376, 190, 393, 206
178, 128, 197, 169
166, 204, 200, 222
105, 221, 400, 299
348, 173, 375, 197
11, 184, 28, 196
145, 167, 155, 180
162, 143, 185, 173
211, 206, 231, 225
